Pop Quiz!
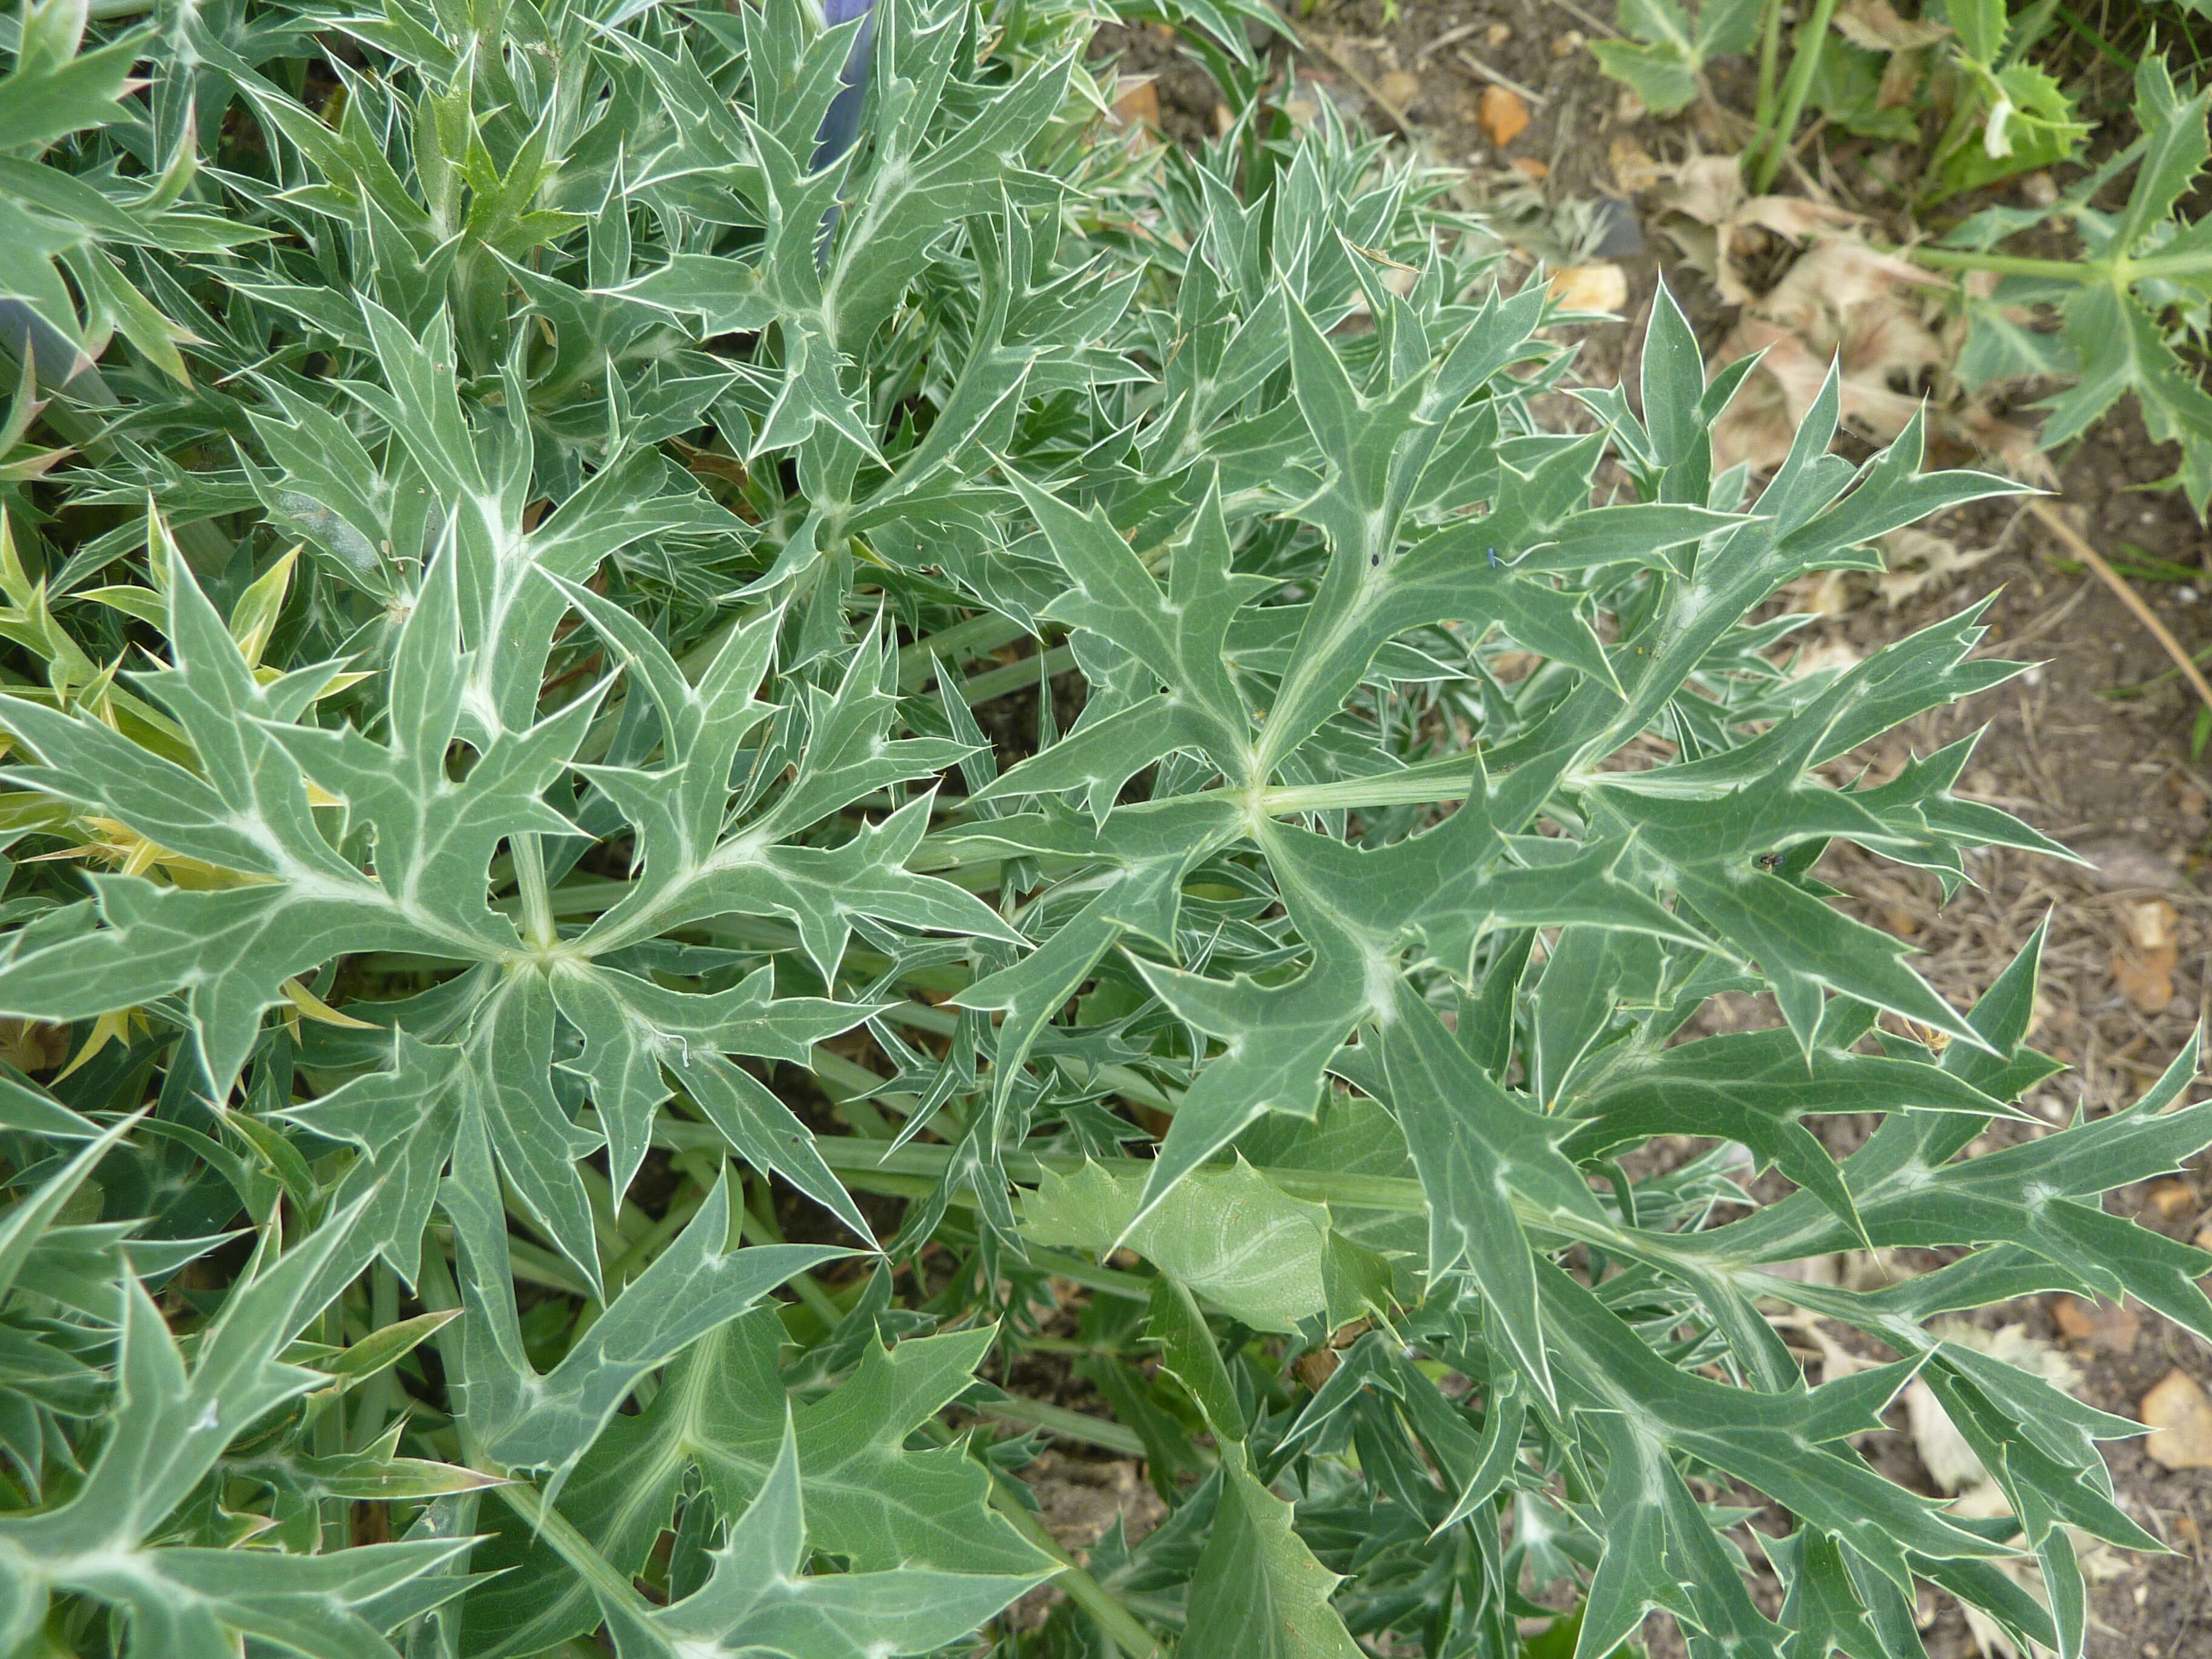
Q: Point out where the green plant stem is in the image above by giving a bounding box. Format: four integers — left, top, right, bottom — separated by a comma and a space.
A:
979, 1394, 1151, 1458
1906, 246, 2099, 281
317, 1298, 349, 1554
808, 1045, 919, 1114
511, 834, 557, 950
429, 1223, 593, 1297
958, 643, 1078, 705
495, 1478, 649, 1615
1754, 0, 1785, 139
1016, 1333, 1138, 1357
2113, 250, 2212, 283
894, 611, 1033, 689
351, 1264, 402, 1452
603, 1182, 706, 1287
739, 1184, 851, 1330
1256, 757, 1481, 813
985, 1476, 1164, 1658
1022, 1245, 1155, 1302
576, 1161, 640, 1268
2109, 634, 2212, 697
1749, 0, 1843, 193
834, 1087, 894, 1139
1916, 62, 1996, 209
2052, 2, 2132, 72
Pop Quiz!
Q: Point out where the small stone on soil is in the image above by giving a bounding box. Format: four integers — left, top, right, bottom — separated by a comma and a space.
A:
1549, 263, 1629, 313
2049, 1294, 2140, 1353
1477, 84, 1529, 146
2141, 1369, 2212, 1470
2075, 836, 2184, 891
2143, 1177, 2197, 1221
1378, 69, 1421, 110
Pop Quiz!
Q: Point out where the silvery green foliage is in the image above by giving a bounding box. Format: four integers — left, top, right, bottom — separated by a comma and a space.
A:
0, 0, 2201, 1655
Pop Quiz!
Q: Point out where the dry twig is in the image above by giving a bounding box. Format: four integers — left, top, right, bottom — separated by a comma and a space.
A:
1413, 20, 1486, 62
1449, 48, 1549, 106
1547, 0, 1620, 36
1301, 32, 1416, 133
2029, 498, 2212, 719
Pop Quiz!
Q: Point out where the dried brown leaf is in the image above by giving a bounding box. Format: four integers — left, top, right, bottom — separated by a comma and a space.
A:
1709, 241, 1954, 468
1906, 1324, 2076, 1493
1788, 637, 1865, 678
1755, 237, 1945, 335
1660, 160, 1866, 307
1790, 569, 1854, 618
1660, 155, 1747, 227
1956, 404, 2059, 487
1877, 49, 1922, 110
1877, 527, 1996, 607
0, 1018, 68, 1074
1834, 0, 1951, 52
1608, 135, 1666, 192
1741, 196, 1864, 241
1658, 218, 1724, 291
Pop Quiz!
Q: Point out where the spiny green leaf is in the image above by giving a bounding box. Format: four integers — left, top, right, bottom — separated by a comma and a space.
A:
1023, 1157, 1344, 1333
0, 6, 2194, 1656
1182, 1458, 1363, 1659
596, 1411, 1049, 1659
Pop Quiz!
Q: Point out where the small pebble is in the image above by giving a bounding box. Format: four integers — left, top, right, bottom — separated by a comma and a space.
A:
1486, 22, 1512, 44
1590, 198, 1644, 258
1552, 28, 1584, 56
1478, 83, 1530, 145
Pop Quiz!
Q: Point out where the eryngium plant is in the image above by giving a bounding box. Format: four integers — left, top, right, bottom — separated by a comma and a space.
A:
0, 0, 2199, 1654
